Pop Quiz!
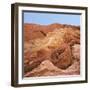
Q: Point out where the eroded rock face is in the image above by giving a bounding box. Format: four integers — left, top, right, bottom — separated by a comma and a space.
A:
25, 60, 62, 77
25, 60, 80, 77
72, 44, 80, 60
24, 23, 80, 77
51, 43, 72, 69
24, 44, 73, 73
24, 49, 50, 72
24, 23, 80, 41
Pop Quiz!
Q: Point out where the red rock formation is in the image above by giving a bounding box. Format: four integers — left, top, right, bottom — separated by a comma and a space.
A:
24, 23, 80, 77
24, 23, 79, 41
25, 60, 80, 77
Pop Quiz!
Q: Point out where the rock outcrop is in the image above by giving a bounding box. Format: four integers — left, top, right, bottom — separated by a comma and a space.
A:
24, 23, 80, 77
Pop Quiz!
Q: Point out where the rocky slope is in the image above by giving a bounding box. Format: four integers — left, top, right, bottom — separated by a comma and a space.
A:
24, 23, 80, 77
24, 23, 80, 41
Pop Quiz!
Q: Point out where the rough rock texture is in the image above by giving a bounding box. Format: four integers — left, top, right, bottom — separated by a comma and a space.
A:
25, 60, 80, 77
24, 23, 80, 77
72, 44, 80, 60
25, 60, 62, 77
50, 43, 72, 69
24, 23, 80, 41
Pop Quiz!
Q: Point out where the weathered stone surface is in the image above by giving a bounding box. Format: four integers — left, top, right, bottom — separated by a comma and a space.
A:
24, 60, 62, 77
24, 60, 80, 77
72, 44, 80, 60
50, 43, 72, 69
24, 23, 80, 77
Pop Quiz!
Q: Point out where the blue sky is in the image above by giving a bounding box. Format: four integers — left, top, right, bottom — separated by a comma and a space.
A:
24, 12, 80, 26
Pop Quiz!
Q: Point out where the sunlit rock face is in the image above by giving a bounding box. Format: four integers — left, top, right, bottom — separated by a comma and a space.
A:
24, 23, 80, 77
72, 44, 80, 61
